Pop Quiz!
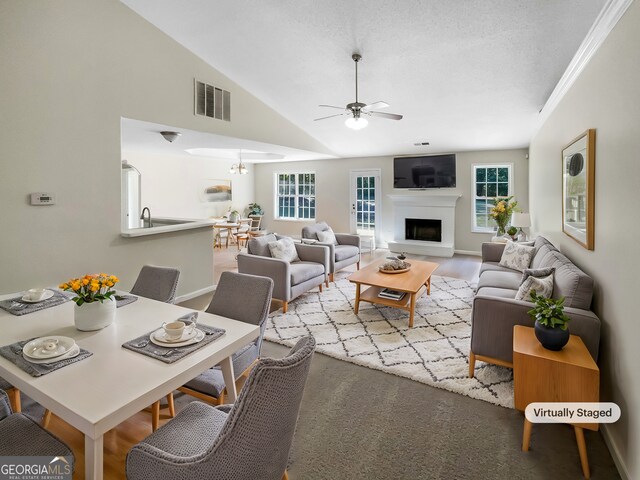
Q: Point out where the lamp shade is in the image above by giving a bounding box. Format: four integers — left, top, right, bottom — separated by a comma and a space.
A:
511, 212, 531, 228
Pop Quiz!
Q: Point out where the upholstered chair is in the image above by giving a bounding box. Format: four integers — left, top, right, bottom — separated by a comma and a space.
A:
237, 234, 330, 313
130, 265, 181, 430
0, 389, 74, 467
126, 336, 316, 480
175, 272, 273, 408
302, 222, 361, 282
0, 377, 20, 413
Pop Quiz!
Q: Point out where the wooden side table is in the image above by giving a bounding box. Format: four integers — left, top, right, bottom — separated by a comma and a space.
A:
513, 326, 599, 478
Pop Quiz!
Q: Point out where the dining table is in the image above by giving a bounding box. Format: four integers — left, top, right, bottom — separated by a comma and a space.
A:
0, 291, 259, 480
213, 219, 251, 249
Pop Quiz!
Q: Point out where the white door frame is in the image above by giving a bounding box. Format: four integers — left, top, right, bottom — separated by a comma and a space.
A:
349, 169, 381, 237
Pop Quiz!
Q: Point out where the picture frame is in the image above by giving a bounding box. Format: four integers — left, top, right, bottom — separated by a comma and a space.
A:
201, 179, 232, 203
562, 129, 595, 250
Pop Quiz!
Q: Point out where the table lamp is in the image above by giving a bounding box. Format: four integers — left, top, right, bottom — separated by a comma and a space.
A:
511, 213, 531, 241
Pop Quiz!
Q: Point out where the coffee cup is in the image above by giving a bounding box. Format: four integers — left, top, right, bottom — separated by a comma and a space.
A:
162, 321, 185, 340
27, 288, 47, 301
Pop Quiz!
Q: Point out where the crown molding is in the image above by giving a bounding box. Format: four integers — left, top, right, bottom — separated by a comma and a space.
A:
533, 0, 634, 135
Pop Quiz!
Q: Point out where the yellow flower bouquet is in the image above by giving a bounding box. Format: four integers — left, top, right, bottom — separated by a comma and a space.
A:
59, 273, 119, 306
489, 196, 518, 236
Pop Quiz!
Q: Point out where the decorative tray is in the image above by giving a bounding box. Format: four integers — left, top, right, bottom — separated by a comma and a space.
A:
379, 262, 411, 274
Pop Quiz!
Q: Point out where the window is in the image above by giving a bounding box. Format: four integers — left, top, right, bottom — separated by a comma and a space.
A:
275, 173, 316, 220
472, 164, 513, 232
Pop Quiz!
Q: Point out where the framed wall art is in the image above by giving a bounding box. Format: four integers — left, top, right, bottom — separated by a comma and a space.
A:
562, 129, 595, 250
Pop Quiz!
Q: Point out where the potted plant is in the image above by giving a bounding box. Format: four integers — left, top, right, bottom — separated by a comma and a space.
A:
59, 273, 119, 331
247, 202, 264, 216
528, 291, 572, 351
228, 209, 240, 223
507, 226, 518, 240
489, 196, 518, 237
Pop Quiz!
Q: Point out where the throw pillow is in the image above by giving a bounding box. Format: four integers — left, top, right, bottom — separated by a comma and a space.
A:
499, 240, 535, 272
521, 267, 555, 284
516, 273, 554, 301
317, 228, 338, 245
268, 237, 300, 263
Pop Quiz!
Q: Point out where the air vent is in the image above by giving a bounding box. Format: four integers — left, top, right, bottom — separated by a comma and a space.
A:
195, 79, 231, 121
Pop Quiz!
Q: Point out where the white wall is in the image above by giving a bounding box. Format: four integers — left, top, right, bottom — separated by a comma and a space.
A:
121, 151, 255, 220
254, 148, 528, 253
0, 0, 329, 296
529, 3, 640, 478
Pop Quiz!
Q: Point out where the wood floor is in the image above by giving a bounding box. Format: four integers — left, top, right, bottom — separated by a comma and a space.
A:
42, 245, 480, 479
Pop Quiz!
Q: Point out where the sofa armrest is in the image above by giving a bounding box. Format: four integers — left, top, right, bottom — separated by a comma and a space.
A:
295, 244, 330, 277
237, 253, 291, 302
481, 242, 506, 263
335, 233, 361, 249
471, 295, 600, 363
313, 242, 336, 272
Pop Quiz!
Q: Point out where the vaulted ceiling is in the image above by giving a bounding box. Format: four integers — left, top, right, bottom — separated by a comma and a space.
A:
122, 0, 606, 158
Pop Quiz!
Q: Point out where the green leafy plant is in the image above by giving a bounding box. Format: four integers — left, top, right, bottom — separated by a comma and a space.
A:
507, 226, 518, 237
248, 202, 264, 215
527, 291, 571, 330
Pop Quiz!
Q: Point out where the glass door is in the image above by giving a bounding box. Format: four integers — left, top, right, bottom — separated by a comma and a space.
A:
350, 170, 380, 235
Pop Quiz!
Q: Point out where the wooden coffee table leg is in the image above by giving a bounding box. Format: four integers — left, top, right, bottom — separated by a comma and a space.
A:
354, 284, 361, 314
427, 277, 431, 295
574, 426, 590, 478
409, 292, 416, 327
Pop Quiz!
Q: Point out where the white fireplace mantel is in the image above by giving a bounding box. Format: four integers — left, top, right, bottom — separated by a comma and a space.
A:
387, 192, 462, 257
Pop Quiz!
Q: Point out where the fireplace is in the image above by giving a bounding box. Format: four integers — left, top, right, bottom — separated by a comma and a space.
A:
405, 218, 442, 242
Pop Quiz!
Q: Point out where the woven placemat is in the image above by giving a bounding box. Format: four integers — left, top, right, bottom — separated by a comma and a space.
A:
0, 291, 71, 316
0, 338, 92, 378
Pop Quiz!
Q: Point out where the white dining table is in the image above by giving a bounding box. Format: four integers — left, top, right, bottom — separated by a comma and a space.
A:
0, 292, 259, 480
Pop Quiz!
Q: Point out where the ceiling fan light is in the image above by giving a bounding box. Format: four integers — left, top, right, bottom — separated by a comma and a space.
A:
345, 116, 368, 130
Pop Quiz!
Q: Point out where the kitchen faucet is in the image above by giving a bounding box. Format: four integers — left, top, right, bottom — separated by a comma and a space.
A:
140, 207, 152, 228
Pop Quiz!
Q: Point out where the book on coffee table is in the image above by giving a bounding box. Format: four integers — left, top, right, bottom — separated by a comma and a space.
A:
378, 288, 406, 301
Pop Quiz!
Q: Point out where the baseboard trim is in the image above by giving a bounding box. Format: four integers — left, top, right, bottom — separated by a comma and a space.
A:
601, 424, 630, 480
454, 249, 482, 256
175, 284, 215, 304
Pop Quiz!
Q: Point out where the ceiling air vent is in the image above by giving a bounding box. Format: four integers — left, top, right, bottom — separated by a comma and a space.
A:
195, 79, 231, 121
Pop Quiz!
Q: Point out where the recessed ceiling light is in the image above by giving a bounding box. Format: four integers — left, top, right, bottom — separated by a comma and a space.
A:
413, 142, 430, 146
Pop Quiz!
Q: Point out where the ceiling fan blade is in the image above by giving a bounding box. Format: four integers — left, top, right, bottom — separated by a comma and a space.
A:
368, 111, 403, 120
318, 104, 347, 110
362, 101, 390, 111
314, 113, 347, 121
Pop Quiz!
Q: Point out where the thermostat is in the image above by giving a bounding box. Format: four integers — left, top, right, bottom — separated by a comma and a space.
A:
30, 193, 56, 205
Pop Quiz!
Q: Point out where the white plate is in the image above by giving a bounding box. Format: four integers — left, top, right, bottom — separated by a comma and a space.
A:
21, 290, 55, 303
153, 327, 198, 344
150, 328, 205, 347
24, 344, 80, 364
23, 336, 76, 359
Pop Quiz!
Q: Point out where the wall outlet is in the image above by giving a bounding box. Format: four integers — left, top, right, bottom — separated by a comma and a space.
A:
30, 193, 56, 205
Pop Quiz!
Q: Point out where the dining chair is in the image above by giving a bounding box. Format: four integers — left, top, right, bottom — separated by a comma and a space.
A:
0, 389, 74, 466
126, 336, 316, 480
234, 218, 252, 249
130, 265, 181, 430
169, 272, 273, 419
0, 378, 20, 412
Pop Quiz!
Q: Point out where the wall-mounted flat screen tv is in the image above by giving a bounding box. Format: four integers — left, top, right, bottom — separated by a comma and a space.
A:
393, 154, 456, 188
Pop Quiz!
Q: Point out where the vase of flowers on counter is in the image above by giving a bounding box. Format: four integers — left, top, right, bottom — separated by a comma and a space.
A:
60, 273, 119, 331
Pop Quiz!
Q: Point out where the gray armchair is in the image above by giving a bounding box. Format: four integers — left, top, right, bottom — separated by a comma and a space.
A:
302, 222, 361, 282
178, 272, 273, 406
126, 336, 316, 480
0, 389, 74, 467
237, 234, 329, 313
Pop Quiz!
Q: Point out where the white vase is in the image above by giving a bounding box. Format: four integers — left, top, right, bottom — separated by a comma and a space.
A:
74, 298, 116, 331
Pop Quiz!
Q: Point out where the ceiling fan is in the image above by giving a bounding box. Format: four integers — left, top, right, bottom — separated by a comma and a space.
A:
315, 53, 403, 130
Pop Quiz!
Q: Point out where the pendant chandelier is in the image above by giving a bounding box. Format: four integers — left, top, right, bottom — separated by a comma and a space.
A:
229, 149, 248, 175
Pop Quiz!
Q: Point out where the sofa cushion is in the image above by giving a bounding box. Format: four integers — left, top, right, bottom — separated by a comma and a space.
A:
289, 261, 324, 285
515, 273, 554, 301
301, 222, 330, 240
534, 236, 558, 254
479, 262, 517, 275
499, 241, 535, 272
478, 270, 522, 290
248, 234, 277, 257
268, 237, 300, 263
334, 245, 359, 262
475, 286, 518, 299
530, 245, 557, 269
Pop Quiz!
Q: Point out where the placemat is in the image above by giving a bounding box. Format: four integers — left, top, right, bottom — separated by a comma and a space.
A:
0, 338, 93, 378
115, 294, 138, 308
122, 323, 225, 364
0, 291, 71, 316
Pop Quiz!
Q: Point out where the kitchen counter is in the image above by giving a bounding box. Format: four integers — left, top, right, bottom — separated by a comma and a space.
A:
121, 217, 216, 237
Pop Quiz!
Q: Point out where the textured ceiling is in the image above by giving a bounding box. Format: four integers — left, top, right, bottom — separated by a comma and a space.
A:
122, 0, 606, 158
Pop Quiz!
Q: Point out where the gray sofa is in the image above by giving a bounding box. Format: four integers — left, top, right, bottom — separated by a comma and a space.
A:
469, 236, 601, 377
301, 222, 361, 282
237, 234, 330, 313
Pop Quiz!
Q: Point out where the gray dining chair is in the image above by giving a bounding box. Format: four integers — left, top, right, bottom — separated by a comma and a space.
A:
0, 377, 20, 412
130, 265, 181, 430
172, 272, 273, 411
0, 389, 74, 467
126, 335, 316, 480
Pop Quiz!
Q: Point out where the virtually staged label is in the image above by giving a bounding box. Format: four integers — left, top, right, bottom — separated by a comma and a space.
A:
525, 402, 621, 424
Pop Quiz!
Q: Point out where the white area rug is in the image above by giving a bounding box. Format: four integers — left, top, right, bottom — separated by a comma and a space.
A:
265, 272, 514, 408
